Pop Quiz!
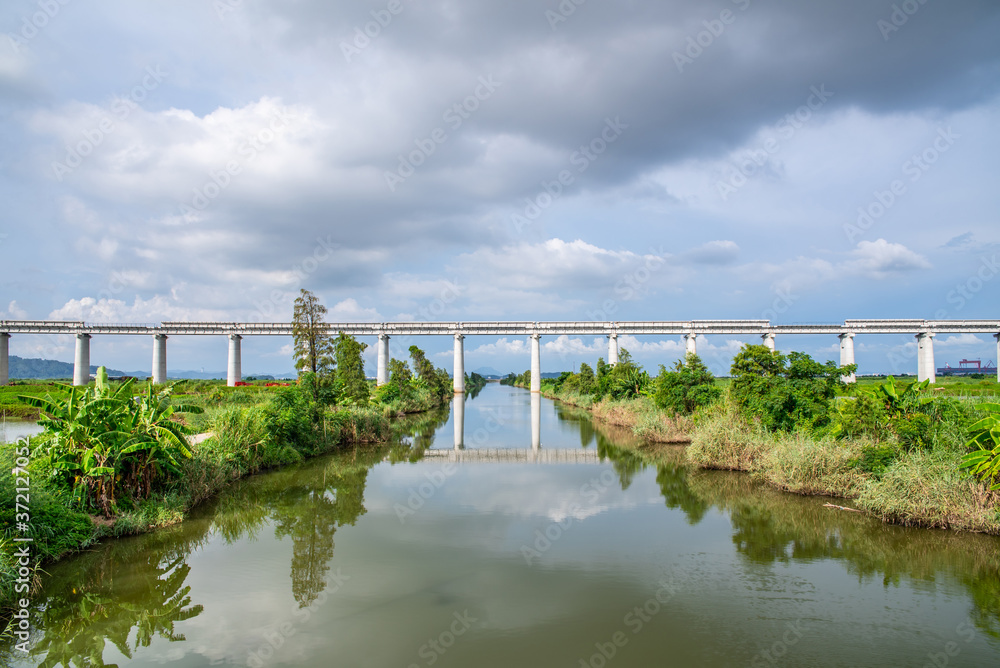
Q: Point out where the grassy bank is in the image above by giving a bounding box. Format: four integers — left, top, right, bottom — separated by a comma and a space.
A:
0, 372, 452, 616
512, 355, 1000, 535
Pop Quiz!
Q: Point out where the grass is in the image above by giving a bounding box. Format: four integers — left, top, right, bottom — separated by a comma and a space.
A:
0, 376, 447, 619
533, 376, 1000, 535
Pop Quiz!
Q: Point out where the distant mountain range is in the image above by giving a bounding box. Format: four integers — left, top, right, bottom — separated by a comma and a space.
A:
7, 356, 294, 381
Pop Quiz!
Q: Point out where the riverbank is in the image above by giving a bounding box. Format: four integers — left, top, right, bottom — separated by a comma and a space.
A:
528, 382, 999, 535
0, 380, 452, 615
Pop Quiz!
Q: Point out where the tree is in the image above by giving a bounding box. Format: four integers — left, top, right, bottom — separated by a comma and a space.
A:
334, 333, 369, 405
654, 353, 721, 415
388, 358, 412, 385
292, 289, 334, 377
730, 345, 855, 432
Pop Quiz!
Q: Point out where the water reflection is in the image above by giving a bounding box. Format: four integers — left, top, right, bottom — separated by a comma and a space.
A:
453, 392, 464, 449
530, 392, 540, 450
7, 385, 999, 666
25, 525, 207, 667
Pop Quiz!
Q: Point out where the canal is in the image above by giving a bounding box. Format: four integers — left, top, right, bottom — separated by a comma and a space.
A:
8, 383, 1000, 666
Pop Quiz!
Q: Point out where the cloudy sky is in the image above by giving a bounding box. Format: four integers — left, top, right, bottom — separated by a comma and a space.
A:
1, 0, 998, 377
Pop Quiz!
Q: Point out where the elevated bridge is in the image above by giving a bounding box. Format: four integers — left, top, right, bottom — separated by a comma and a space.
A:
1, 319, 997, 387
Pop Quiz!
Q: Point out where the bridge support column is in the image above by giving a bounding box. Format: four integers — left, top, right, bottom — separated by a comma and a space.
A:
839, 332, 856, 383
762, 332, 776, 352
530, 333, 541, 393
0, 333, 9, 386
996, 334, 1000, 383
685, 333, 697, 358
376, 334, 389, 386
152, 334, 168, 385
73, 333, 91, 386
608, 333, 618, 365
227, 334, 242, 387
531, 392, 541, 450
453, 393, 465, 450
916, 332, 935, 384
453, 334, 465, 393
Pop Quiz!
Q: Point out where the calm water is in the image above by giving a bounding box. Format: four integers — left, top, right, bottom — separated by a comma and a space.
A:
0, 420, 42, 444
7, 384, 1000, 667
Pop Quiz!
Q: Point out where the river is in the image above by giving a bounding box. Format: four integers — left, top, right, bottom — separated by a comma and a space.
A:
6, 383, 1000, 666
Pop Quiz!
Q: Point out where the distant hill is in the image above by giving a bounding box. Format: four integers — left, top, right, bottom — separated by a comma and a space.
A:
8, 356, 295, 381
9, 356, 146, 380
472, 366, 503, 378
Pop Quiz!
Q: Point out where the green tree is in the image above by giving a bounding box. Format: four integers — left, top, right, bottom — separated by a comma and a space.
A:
292, 289, 335, 377
654, 353, 721, 415
730, 345, 854, 432
334, 333, 369, 405
388, 358, 412, 385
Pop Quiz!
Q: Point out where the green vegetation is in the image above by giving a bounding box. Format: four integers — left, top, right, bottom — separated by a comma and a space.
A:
1, 300, 456, 621
961, 402, 1000, 489
510, 344, 999, 535
19, 368, 203, 515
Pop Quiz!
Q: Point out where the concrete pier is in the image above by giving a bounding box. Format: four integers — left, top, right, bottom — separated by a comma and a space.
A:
227, 334, 242, 387
0, 333, 9, 386
839, 332, 856, 383
376, 334, 389, 386
685, 332, 697, 357
453, 334, 465, 393
530, 333, 541, 393
453, 393, 465, 450
73, 333, 91, 386
152, 334, 168, 384
762, 332, 776, 351
608, 332, 619, 365
916, 332, 935, 383
996, 334, 1000, 383
531, 391, 541, 450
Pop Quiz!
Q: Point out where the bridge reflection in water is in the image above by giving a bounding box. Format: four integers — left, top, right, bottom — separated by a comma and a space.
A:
448, 390, 542, 453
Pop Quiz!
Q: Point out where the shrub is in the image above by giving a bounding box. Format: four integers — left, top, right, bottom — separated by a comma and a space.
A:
653, 353, 721, 415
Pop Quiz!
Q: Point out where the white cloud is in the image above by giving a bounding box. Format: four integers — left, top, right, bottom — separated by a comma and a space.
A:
845, 239, 932, 278
1, 301, 28, 320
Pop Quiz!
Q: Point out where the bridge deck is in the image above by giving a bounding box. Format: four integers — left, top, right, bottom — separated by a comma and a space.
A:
417, 448, 604, 464
2, 319, 998, 336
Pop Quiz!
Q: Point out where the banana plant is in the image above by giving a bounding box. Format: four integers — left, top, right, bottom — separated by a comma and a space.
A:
19, 368, 203, 514
960, 402, 1000, 490
873, 376, 932, 416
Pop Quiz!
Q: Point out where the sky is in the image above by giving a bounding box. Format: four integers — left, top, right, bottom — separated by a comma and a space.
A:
1, 0, 999, 378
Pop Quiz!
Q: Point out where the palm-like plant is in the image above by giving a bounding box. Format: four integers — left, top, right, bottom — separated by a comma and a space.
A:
960, 402, 1000, 490
19, 368, 203, 515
